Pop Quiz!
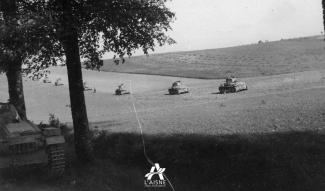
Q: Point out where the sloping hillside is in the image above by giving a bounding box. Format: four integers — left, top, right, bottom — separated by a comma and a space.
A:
102, 36, 325, 79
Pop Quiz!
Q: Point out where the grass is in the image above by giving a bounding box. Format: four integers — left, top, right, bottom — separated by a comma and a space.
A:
1, 36, 325, 190
101, 36, 325, 79
2, 130, 325, 191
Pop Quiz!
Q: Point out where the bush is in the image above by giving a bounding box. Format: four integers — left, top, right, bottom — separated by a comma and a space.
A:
38, 114, 72, 142
92, 132, 144, 164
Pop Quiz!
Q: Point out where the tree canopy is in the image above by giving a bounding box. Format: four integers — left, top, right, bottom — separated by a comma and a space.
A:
1, 0, 175, 161
0, 0, 64, 76
36, 0, 175, 161
1, 0, 175, 72
21, 0, 175, 69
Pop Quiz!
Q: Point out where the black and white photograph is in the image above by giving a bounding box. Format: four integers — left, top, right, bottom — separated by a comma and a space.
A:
0, 0, 325, 190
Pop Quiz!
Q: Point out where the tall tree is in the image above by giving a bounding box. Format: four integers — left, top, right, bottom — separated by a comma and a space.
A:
57, 0, 94, 161
0, 0, 27, 119
24, 0, 175, 162
0, 0, 63, 119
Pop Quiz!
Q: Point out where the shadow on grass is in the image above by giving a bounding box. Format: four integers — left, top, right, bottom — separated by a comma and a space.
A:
2, 130, 325, 191
164, 93, 189, 96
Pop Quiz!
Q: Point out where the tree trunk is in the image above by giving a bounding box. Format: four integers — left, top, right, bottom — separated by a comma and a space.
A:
6, 63, 27, 120
1, 0, 27, 119
60, 0, 94, 162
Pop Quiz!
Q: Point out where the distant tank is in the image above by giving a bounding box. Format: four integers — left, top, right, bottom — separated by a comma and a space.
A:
83, 81, 93, 91
168, 81, 189, 95
115, 84, 130, 95
219, 77, 248, 94
42, 76, 51, 84
54, 78, 64, 86
0, 103, 65, 175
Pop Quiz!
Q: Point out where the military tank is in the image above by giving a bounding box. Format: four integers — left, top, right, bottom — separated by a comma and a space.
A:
115, 84, 130, 95
219, 77, 248, 94
54, 78, 64, 86
42, 76, 51, 84
168, 81, 189, 95
0, 103, 65, 175
83, 81, 93, 91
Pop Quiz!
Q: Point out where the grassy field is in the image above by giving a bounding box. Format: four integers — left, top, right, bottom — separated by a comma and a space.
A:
0, 71, 324, 191
0, 36, 325, 190
102, 36, 325, 79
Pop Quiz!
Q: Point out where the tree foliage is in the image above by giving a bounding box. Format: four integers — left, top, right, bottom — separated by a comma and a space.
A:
0, 0, 64, 76
1, 0, 175, 72
1, 0, 175, 161
26, 0, 175, 68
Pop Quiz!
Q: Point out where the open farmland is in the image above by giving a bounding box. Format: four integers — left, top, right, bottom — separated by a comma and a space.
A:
1, 36, 325, 191
1, 36, 325, 135
1, 66, 325, 191
102, 36, 325, 79
0, 67, 324, 136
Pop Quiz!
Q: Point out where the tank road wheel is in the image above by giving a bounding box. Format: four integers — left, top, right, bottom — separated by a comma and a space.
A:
47, 144, 65, 176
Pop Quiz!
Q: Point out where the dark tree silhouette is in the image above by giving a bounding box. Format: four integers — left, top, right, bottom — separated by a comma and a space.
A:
25, 0, 175, 161
0, 0, 27, 119
0, 0, 64, 119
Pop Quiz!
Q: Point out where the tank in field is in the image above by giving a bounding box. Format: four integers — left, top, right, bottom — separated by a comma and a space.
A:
219, 77, 248, 94
42, 76, 51, 84
115, 84, 130, 95
0, 103, 65, 175
168, 81, 189, 95
83, 81, 93, 91
54, 78, 64, 86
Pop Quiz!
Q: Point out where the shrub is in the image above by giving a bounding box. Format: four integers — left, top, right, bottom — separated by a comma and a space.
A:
38, 114, 72, 142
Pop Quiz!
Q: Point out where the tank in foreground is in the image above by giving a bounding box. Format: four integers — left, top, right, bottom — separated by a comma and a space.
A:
0, 103, 65, 175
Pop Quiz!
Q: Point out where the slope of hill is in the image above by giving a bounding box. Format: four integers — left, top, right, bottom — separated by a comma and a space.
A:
102, 36, 325, 79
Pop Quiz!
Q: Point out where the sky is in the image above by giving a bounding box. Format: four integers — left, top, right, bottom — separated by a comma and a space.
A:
103, 0, 323, 58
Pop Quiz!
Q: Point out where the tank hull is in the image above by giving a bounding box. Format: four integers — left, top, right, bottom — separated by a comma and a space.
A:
115, 89, 130, 95
219, 83, 248, 94
168, 88, 189, 95
168, 81, 189, 95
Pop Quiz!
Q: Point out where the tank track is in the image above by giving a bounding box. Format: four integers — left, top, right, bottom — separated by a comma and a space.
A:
219, 86, 236, 94
48, 144, 65, 175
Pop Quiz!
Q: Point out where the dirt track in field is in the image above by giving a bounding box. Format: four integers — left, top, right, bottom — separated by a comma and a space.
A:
0, 67, 324, 136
